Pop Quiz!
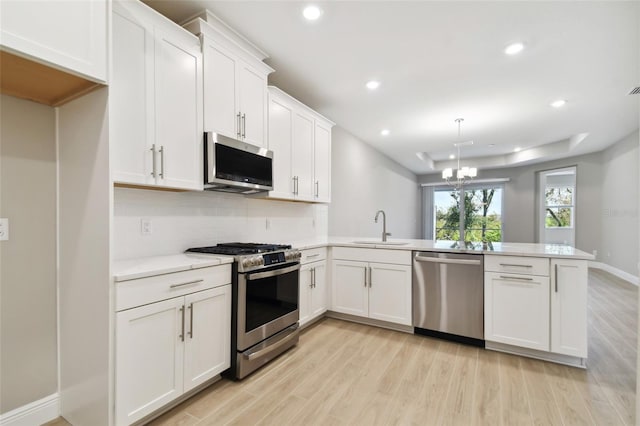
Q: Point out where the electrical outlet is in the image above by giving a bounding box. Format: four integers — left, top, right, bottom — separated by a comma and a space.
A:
140, 218, 152, 235
0, 218, 8, 241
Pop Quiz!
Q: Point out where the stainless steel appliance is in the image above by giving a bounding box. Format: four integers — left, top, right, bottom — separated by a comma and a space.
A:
412, 251, 484, 346
186, 243, 301, 379
204, 132, 273, 194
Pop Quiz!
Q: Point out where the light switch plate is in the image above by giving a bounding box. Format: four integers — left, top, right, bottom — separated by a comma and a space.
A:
0, 218, 8, 241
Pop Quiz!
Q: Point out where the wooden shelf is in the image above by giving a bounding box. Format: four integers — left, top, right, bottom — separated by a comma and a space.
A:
0, 50, 103, 106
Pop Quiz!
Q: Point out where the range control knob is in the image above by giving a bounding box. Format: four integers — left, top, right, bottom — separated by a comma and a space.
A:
241, 258, 253, 269
252, 256, 263, 267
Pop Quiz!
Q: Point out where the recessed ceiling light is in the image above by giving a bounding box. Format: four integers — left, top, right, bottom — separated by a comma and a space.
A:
449, 154, 455, 160
302, 5, 322, 21
514, 147, 522, 152
366, 80, 380, 90
381, 129, 390, 136
504, 42, 525, 55
550, 99, 567, 108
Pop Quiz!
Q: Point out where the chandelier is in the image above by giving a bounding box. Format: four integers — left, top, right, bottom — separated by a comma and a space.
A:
442, 118, 477, 189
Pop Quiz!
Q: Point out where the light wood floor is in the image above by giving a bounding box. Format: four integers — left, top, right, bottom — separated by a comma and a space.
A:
47, 270, 637, 426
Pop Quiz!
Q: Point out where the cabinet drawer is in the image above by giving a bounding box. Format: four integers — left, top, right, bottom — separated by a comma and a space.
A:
484, 255, 549, 276
116, 264, 232, 311
300, 247, 327, 264
331, 247, 411, 265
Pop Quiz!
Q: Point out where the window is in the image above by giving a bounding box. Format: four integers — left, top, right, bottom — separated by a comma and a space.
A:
430, 184, 504, 242
545, 186, 574, 228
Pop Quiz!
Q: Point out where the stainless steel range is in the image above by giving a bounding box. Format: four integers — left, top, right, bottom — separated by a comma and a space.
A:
186, 243, 301, 379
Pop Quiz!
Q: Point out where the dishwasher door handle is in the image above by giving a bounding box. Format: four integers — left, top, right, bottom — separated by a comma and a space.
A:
414, 255, 481, 266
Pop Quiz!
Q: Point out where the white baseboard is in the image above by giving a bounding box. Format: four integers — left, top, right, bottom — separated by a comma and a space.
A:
0, 394, 59, 426
589, 261, 639, 286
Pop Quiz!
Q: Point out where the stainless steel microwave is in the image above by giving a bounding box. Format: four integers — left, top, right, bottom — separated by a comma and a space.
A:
204, 132, 273, 194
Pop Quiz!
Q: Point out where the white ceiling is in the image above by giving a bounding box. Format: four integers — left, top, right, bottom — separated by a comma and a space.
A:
143, 0, 640, 175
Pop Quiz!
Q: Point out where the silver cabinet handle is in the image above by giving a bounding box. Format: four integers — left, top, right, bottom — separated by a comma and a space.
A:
499, 275, 535, 282
292, 176, 299, 195
309, 267, 314, 288
368, 266, 372, 288
315, 181, 319, 198
237, 112, 241, 138
306, 253, 320, 259
159, 145, 165, 178
499, 263, 532, 268
179, 305, 185, 342
169, 279, 203, 289
555, 264, 558, 293
242, 113, 246, 138
150, 144, 157, 177
363, 266, 367, 287
188, 303, 194, 338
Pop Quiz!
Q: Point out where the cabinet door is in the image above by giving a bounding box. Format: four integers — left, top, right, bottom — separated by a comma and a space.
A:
311, 261, 328, 318
238, 62, 268, 147
1, 0, 107, 82
313, 121, 331, 202
484, 272, 550, 351
111, 7, 155, 186
267, 95, 294, 199
291, 110, 315, 199
331, 260, 368, 317
183, 286, 231, 392
368, 263, 412, 325
551, 259, 587, 357
116, 297, 184, 426
202, 39, 238, 138
154, 28, 203, 190
299, 264, 313, 326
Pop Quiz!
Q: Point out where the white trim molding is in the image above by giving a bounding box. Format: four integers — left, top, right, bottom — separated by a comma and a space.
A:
0, 393, 59, 426
589, 261, 639, 286
420, 177, 510, 187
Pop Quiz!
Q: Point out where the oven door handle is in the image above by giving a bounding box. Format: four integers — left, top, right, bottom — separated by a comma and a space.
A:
244, 326, 300, 361
246, 263, 300, 281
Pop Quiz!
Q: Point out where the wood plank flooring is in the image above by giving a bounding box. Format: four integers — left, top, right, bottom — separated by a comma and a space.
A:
46, 270, 637, 425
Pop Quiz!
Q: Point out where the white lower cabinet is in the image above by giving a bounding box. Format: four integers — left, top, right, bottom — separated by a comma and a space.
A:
331, 249, 412, 326
299, 248, 328, 326
484, 272, 550, 351
484, 255, 588, 361
116, 267, 231, 425
300, 260, 328, 326
551, 259, 588, 357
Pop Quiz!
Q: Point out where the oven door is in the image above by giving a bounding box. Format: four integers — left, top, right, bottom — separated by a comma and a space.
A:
237, 263, 300, 351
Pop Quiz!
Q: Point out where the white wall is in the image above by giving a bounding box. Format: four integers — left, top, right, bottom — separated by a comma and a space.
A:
0, 95, 58, 413
601, 131, 639, 276
328, 127, 420, 239
114, 188, 328, 260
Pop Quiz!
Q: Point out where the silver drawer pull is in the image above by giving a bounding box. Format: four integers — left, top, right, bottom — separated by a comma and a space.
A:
306, 253, 320, 258
169, 279, 203, 289
500, 275, 534, 281
499, 263, 533, 268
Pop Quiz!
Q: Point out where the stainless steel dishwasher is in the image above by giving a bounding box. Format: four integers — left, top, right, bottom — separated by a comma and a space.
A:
412, 251, 484, 347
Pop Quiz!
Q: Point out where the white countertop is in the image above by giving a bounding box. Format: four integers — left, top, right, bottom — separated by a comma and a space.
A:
113, 253, 234, 282
113, 238, 593, 280
291, 237, 595, 260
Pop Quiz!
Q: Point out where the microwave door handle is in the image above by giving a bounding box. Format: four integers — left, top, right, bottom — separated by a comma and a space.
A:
246, 263, 300, 281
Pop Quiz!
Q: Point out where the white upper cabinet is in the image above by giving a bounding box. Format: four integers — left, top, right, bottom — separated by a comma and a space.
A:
1, 0, 108, 82
111, 0, 203, 191
313, 121, 332, 202
265, 86, 335, 203
184, 12, 273, 148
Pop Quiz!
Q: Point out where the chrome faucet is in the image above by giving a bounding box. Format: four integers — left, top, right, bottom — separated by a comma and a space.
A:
374, 210, 391, 242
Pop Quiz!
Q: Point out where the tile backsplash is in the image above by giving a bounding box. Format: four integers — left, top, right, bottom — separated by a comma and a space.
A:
114, 188, 328, 260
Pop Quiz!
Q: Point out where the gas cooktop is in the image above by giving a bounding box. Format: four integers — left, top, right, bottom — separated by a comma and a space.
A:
186, 242, 292, 256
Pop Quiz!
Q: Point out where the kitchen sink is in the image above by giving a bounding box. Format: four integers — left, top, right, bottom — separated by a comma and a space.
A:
351, 240, 408, 246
